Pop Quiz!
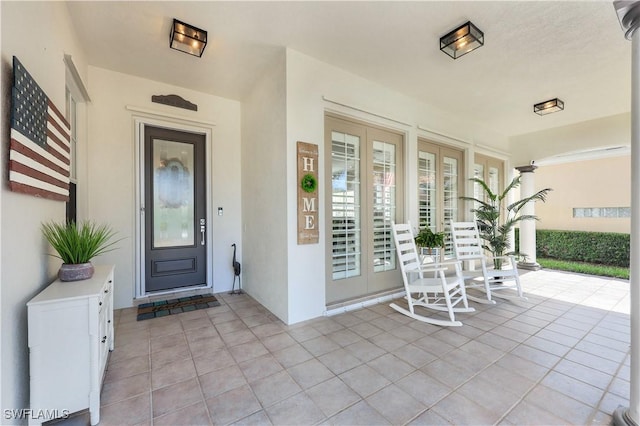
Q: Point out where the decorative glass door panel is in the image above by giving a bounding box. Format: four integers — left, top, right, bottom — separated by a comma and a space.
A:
153, 139, 195, 248
143, 126, 206, 293
331, 131, 361, 280
325, 116, 404, 304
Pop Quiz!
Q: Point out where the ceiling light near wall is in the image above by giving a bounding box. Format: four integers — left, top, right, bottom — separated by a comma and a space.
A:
533, 98, 565, 115
440, 21, 484, 59
170, 19, 207, 57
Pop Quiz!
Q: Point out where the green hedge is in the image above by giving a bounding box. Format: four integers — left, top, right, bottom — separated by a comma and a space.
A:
516, 229, 630, 268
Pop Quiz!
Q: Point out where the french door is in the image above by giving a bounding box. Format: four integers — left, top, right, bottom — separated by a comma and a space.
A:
474, 153, 503, 201
417, 139, 463, 254
325, 115, 404, 304
143, 125, 207, 293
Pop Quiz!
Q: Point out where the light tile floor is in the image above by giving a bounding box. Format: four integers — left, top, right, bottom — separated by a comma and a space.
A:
97, 269, 631, 425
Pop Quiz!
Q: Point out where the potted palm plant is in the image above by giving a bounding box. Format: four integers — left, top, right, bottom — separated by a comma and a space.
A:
460, 176, 551, 268
415, 226, 446, 256
42, 220, 120, 281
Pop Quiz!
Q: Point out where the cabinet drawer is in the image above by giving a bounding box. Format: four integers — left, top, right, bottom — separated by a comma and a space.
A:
98, 273, 114, 312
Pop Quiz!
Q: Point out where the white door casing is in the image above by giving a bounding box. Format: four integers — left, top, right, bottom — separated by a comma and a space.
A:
132, 114, 214, 299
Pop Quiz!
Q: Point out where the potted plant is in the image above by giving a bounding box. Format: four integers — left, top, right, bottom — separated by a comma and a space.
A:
460, 176, 551, 268
415, 226, 446, 256
42, 220, 120, 281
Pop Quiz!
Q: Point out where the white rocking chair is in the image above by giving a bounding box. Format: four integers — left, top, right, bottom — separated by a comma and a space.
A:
450, 221, 526, 304
390, 222, 474, 327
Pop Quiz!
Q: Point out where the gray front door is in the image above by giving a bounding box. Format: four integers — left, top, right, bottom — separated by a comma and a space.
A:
144, 125, 207, 293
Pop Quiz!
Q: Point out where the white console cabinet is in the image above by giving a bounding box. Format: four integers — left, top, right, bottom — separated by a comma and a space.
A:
27, 265, 115, 426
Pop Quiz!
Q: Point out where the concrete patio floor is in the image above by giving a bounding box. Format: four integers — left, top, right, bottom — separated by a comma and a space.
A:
98, 268, 631, 425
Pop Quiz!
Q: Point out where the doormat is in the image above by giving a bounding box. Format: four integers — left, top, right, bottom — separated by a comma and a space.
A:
137, 295, 220, 321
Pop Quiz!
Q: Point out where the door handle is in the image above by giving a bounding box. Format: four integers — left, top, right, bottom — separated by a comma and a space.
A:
200, 219, 206, 246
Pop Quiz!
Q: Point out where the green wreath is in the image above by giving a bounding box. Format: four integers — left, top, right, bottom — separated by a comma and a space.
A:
301, 173, 318, 193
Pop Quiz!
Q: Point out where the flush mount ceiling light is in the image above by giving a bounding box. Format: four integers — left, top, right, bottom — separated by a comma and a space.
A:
170, 19, 207, 57
440, 21, 484, 59
533, 98, 565, 115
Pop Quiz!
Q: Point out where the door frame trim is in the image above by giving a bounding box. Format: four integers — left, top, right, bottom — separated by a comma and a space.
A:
133, 115, 214, 299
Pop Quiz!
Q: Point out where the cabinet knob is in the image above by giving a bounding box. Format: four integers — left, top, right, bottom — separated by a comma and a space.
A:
102, 336, 107, 343
109, 280, 113, 284
99, 302, 102, 306
104, 289, 109, 293
108, 320, 111, 324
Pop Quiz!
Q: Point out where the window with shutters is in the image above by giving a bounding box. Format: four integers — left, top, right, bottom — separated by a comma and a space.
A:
417, 140, 463, 256
64, 56, 90, 224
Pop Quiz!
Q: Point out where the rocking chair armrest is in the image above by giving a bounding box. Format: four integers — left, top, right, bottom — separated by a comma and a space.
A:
407, 260, 462, 274
433, 260, 464, 275
434, 260, 462, 268
406, 265, 448, 274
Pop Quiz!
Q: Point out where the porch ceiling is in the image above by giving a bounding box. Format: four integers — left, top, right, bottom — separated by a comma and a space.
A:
66, 1, 630, 138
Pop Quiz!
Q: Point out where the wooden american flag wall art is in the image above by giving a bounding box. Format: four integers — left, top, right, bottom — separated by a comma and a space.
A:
9, 56, 71, 202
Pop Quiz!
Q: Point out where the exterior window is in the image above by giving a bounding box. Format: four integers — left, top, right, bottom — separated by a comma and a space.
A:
488, 165, 499, 194
574, 207, 630, 218
371, 140, 397, 273
443, 156, 459, 231
64, 55, 89, 224
418, 151, 436, 231
331, 131, 361, 280
65, 87, 78, 181
473, 163, 484, 203
65, 87, 78, 223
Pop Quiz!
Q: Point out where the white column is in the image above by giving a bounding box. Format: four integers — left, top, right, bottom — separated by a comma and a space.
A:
515, 165, 540, 270
614, 2, 640, 425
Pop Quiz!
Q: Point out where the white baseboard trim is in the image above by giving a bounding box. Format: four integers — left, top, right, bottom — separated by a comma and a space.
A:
324, 290, 405, 317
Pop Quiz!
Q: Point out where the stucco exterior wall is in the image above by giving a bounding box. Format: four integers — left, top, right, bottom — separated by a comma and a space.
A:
0, 1, 89, 420
241, 51, 289, 322
86, 66, 242, 310
284, 49, 512, 323
536, 156, 630, 233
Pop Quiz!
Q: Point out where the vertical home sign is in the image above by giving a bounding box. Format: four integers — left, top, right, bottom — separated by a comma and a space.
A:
297, 141, 319, 244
